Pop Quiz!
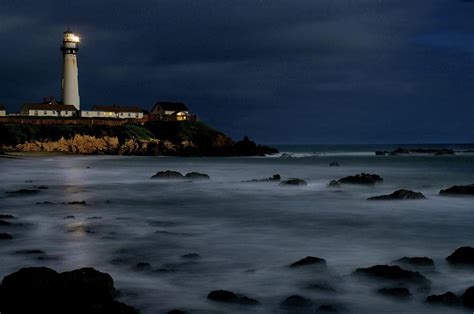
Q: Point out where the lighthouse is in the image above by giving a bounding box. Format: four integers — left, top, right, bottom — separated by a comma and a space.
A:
61, 30, 80, 110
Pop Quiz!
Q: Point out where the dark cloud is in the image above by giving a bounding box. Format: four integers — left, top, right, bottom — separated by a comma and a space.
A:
0, 0, 473, 143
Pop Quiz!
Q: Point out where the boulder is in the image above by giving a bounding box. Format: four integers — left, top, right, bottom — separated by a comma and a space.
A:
393, 257, 434, 267
377, 287, 411, 298
207, 290, 259, 305
440, 184, 474, 196
290, 256, 326, 268
6, 189, 39, 196
184, 172, 210, 180
353, 265, 430, 286
280, 178, 307, 186
151, 170, 184, 179
462, 286, 474, 308
328, 180, 341, 187
368, 189, 426, 200
425, 292, 460, 306
67, 201, 87, 206
329, 162, 339, 167
181, 253, 201, 259
446, 246, 474, 265
0, 214, 15, 219
0, 233, 13, 240
336, 173, 383, 185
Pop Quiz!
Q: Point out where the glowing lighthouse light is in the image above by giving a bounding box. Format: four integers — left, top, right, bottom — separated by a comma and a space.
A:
61, 30, 81, 110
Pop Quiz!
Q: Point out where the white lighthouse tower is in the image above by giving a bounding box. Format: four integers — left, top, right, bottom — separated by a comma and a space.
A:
61, 29, 81, 110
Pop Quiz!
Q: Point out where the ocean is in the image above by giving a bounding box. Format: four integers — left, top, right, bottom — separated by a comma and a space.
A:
1, 144, 474, 313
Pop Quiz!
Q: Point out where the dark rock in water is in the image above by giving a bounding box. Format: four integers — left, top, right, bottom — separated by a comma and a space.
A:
462, 286, 474, 308
280, 295, 314, 308
37, 186, 48, 190
232, 136, 279, 156
181, 253, 201, 259
6, 189, 39, 196
207, 290, 259, 305
377, 287, 411, 298
184, 172, 210, 180
393, 257, 435, 267
440, 184, 474, 196
328, 180, 341, 187
337, 173, 383, 185
375, 151, 388, 156
134, 262, 151, 271
425, 292, 460, 306
368, 189, 426, 200
280, 178, 307, 186
0, 233, 13, 240
0, 219, 13, 226
64, 215, 75, 219
105, 200, 112, 204
67, 201, 87, 205
151, 170, 184, 179
15, 249, 45, 255
0, 214, 16, 219
446, 246, 474, 265
290, 256, 326, 268
87, 216, 102, 220
1, 267, 139, 313
353, 265, 430, 285
248, 174, 281, 182
36, 201, 55, 205
329, 162, 339, 167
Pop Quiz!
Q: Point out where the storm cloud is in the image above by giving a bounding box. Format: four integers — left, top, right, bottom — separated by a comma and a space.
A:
0, 0, 473, 143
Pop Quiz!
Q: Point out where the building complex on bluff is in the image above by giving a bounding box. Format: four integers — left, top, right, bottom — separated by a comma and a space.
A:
0, 30, 195, 124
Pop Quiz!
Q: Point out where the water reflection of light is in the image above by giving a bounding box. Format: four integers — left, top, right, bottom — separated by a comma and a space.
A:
65, 222, 93, 237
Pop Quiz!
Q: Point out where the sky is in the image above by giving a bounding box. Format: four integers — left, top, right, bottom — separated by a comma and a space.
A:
0, 0, 473, 144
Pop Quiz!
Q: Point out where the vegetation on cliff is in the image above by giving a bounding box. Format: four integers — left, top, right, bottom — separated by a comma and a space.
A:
0, 121, 278, 156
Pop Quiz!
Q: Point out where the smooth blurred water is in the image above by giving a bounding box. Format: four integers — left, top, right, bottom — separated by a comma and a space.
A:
0, 145, 474, 313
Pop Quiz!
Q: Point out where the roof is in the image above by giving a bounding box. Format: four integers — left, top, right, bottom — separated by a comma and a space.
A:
91, 105, 143, 113
22, 103, 77, 111
152, 102, 188, 112
0, 104, 5, 110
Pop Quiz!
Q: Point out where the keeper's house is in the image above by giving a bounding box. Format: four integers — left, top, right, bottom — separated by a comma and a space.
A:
81, 105, 144, 119
0, 104, 5, 116
21, 98, 77, 117
150, 102, 194, 121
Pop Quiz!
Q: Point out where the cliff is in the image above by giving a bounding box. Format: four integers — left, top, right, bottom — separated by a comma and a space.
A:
0, 121, 278, 157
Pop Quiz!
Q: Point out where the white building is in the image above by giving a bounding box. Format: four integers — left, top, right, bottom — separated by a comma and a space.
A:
61, 30, 81, 110
21, 101, 77, 117
81, 105, 144, 119
0, 104, 6, 116
150, 102, 190, 121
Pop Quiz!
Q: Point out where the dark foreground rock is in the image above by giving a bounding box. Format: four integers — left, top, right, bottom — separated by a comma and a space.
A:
353, 265, 430, 286
440, 184, 474, 196
368, 189, 426, 200
463, 286, 474, 308
0, 267, 138, 314
6, 189, 40, 196
0, 233, 13, 240
151, 170, 184, 179
336, 173, 383, 185
0, 214, 15, 219
425, 292, 460, 306
207, 290, 259, 305
184, 172, 210, 180
378, 287, 411, 299
446, 247, 474, 265
393, 257, 435, 267
290, 256, 326, 268
280, 178, 307, 186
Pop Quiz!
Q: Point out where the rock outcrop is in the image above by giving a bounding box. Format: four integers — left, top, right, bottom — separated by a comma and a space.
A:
353, 265, 430, 286
334, 173, 383, 185
446, 246, 474, 265
425, 292, 460, 306
439, 184, 474, 196
280, 178, 307, 186
290, 256, 326, 268
0, 267, 138, 314
368, 189, 426, 200
207, 290, 259, 305
151, 171, 184, 179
